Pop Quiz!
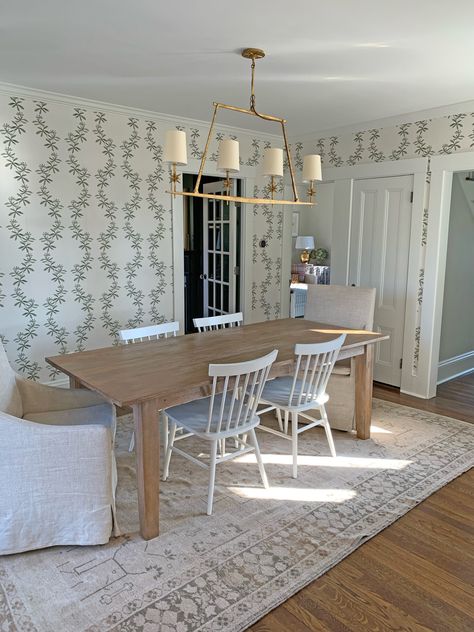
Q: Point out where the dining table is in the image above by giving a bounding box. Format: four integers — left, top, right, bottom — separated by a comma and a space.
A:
46, 318, 388, 540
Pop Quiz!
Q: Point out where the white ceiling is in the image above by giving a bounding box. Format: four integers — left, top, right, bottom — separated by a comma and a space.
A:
1, 0, 474, 135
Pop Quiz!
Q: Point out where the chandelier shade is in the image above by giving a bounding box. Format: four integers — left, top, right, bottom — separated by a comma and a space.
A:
217, 139, 240, 173
262, 148, 284, 177
163, 130, 187, 165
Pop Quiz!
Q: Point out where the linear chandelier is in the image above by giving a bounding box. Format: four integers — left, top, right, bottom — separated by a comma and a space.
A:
164, 48, 322, 206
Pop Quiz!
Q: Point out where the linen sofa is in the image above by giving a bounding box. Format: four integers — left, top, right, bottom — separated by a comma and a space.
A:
0, 343, 119, 555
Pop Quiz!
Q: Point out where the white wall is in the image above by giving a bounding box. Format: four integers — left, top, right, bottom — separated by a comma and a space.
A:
292, 182, 334, 265
438, 172, 474, 382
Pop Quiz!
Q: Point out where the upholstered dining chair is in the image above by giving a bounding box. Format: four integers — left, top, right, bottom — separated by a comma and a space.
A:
256, 335, 345, 478
0, 343, 118, 555
118, 320, 180, 453
163, 349, 278, 515
193, 312, 243, 332
304, 285, 376, 431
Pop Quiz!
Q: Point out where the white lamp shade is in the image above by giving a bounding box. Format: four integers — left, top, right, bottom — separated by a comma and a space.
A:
295, 235, 315, 250
163, 130, 188, 165
262, 148, 284, 177
302, 154, 322, 182
217, 139, 240, 172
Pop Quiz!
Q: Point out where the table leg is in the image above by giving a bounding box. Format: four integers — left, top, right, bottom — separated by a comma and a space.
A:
354, 344, 374, 439
69, 376, 84, 389
133, 399, 160, 540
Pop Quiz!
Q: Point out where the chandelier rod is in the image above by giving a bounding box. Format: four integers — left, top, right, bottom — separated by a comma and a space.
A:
192, 49, 299, 202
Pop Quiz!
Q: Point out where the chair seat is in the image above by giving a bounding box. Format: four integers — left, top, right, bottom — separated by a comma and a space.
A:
166, 394, 258, 438
23, 403, 115, 430
260, 376, 329, 410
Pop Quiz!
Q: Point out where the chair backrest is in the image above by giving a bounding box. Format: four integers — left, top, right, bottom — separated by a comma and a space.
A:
119, 321, 179, 344
304, 285, 376, 330
207, 349, 278, 434
0, 342, 23, 418
194, 312, 243, 332
289, 334, 346, 408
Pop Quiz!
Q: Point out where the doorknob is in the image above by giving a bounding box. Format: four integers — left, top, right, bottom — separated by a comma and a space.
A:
200, 273, 208, 280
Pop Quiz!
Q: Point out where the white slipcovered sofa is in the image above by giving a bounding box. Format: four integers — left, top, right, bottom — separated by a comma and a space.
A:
304, 284, 376, 432
0, 343, 119, 555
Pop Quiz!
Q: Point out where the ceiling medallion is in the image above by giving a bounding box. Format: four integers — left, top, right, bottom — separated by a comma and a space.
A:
164, 48, 322, 206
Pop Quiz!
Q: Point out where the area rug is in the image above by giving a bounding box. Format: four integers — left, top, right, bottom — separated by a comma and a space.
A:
1, 400, 473, 632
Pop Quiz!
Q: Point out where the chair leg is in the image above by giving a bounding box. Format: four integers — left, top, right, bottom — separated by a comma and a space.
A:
276, 408, 283, 432
284, 410, 289, 435
162, 411, 168, 457
162, 419, 176, 481
249, 428, 269, 488
291, 411, 298, 478
321, 406, 337, 457
128, 431, 135, 452
207, 440, 218, 515
220, 439, 226, 458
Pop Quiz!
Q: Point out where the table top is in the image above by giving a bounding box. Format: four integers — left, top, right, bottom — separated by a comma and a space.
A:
46, 318, 388, 408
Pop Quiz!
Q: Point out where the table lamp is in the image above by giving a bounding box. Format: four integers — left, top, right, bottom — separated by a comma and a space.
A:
295, 235, 315, 264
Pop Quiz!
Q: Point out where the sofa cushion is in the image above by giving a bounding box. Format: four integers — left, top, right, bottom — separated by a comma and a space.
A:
24, 403, 115, 431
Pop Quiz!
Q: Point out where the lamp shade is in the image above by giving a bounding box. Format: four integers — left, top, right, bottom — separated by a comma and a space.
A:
217, 139, 240, 172
262, 148, 284, 177
163, 130, 188, 165
295, 235, 315, 250
302, 154, 322, 182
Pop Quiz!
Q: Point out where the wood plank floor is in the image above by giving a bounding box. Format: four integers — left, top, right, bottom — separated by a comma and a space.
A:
249, 373, 474, 632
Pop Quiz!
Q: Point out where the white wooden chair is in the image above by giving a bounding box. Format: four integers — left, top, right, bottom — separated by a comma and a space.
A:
119, 321, 179, 344
119, 321, 180, 452
256, 334, 345, 478
193, 312, 243, 332
162, 349, 278, 515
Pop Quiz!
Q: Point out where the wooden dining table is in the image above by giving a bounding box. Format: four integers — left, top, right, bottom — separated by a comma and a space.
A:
46, 318, 388, 540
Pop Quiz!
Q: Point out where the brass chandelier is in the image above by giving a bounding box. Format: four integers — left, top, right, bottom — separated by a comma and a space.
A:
164, 48, 322, 206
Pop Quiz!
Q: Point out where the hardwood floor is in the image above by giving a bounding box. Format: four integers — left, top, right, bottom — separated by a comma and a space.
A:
249, 373, 474, 632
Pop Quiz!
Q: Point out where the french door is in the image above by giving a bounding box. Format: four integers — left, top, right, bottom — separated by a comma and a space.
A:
349, 175, 413, 386
202, 181, 237, 317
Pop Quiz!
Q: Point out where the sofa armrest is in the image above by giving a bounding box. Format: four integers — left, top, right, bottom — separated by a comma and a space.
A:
17, 377, 108, 415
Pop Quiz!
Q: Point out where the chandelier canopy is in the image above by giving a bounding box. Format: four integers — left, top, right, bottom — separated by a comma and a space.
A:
164, 48, 322, 206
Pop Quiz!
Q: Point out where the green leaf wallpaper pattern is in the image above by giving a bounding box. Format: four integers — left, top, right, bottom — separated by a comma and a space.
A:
0, 94, 284, 381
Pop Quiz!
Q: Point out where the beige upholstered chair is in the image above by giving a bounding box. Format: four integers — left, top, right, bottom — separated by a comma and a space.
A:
304, 285, 376, 431
0, 343, 119, 555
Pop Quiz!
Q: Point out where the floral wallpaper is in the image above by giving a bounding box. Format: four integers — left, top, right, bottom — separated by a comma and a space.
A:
298, 112, 474, 167
0, 93, 281, 381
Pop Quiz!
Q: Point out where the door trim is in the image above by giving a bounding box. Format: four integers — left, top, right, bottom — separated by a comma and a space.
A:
171, 159, 256, 332
318, 157, 429, 397
425, 150, 474, 396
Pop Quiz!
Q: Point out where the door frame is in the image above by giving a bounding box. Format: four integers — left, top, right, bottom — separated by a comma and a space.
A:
319, 157, 429, 397
424, 150, 474, 397
170, 159, 258, 333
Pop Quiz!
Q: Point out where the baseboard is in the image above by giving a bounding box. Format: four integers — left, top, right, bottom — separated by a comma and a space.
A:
437, 350, 474, 385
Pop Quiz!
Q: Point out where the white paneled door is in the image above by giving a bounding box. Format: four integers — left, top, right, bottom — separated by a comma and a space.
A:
349, 175, 413, 386
202, 181, 237, 317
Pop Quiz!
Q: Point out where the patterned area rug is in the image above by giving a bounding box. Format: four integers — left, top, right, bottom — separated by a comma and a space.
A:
1, 400, 473, 632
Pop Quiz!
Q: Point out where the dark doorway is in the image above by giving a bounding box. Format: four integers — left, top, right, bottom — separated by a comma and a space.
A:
183, 174, 241, 333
